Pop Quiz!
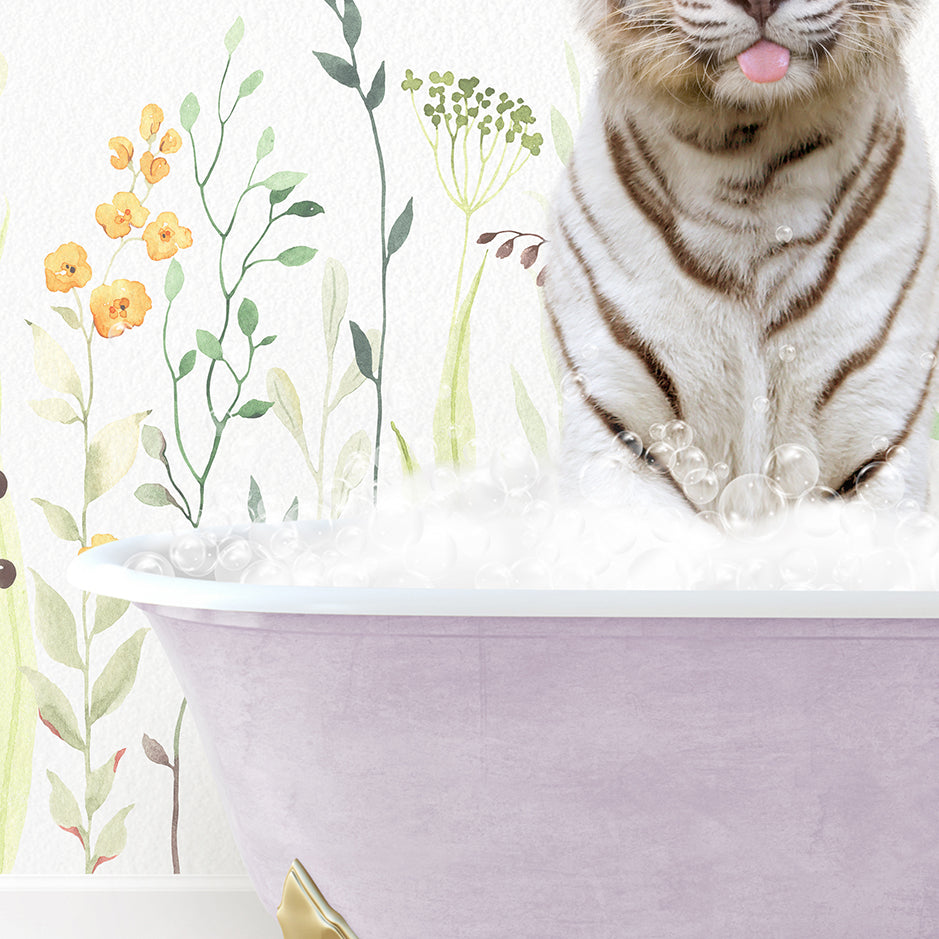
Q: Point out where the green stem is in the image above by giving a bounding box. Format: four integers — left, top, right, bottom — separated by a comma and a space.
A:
171, 697, 186, 874
448, 212, 474, 464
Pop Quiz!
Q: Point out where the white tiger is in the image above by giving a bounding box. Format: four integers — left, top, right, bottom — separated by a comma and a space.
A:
546, 0, 939, 516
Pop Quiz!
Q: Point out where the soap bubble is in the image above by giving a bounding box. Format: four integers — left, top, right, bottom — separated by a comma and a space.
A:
718, 474, 787, 540
780, 549, 818, 585
409, 527, 458, 579
217, 537, 254, 572
775, 225, 794, 244
895, 513, 939, 557
737, 557, 781, 590
649, 422, 666, 441
920, 352, 936, 370
292, 551, 326, 586
778, 344, 796, 363
511, 557, 552, 588
762, 444, 820, 498
335, 525, 367, 558
578, 452, 631, 506
795, 487, 842, 536
614, 430, 643, 455
673, 446, 708, 483
885, 444, 911, 469
627, 547, 690, 589
683, 468, 719, 505
752, 396, 770, 415
663, 420, 693, 450
125, 551, 176, 577
854, 461, 905, 510
840, 501, 877, 537
460, 477, 507, 518
269, 523, 303, 561
475, 562, 514, 589
491, 440, 540, 494
560, 371, 587, 401
241, 559, 292, 585
169, 533, 216, 576
646, 441, 676, 473
369, 500, 423, 551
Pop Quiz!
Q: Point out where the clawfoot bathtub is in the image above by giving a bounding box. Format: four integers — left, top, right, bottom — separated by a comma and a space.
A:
70, 527, 939, 938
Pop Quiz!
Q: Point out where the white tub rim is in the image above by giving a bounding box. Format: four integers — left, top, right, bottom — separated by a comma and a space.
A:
65, 526, 939, 620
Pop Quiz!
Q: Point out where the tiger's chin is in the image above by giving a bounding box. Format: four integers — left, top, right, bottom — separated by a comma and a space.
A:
707, 53, 828, 111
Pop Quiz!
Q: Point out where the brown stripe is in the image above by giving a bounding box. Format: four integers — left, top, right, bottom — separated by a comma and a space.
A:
606, 121, 744, 296
834, 326, 939, 498
672, 122, 762, 154
721, 133, 832, 202
816, 214, 931, 412
544, 298, 696, 509
557, 215, 684, 421
568, 158, 628, 269
765, 122, 905, 340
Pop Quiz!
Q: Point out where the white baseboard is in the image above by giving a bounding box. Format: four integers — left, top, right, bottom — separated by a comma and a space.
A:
0, 877, 281, 938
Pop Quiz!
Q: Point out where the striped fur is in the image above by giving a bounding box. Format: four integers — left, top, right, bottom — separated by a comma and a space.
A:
546, 0, 939, 512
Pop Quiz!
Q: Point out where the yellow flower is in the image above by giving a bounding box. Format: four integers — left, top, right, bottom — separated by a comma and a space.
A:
94, 192, 150, 239
44, 243, 93, 293
108, 136, 134, 170
143, 212, 193, 261
140, 151, 170, 184
159, 129, 182, 154
90, 280, 152, 337
78, 534, 117, 555
140, 103, 164, 141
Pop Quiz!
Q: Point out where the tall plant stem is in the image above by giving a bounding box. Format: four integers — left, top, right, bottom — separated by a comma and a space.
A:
171, 696, 186, 874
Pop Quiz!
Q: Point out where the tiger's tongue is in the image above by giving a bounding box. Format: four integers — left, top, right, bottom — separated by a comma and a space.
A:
737, 40, 790, 83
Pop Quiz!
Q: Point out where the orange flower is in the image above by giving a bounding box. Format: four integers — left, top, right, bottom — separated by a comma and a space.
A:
108, 136, 134, 170
90, 280, 152, 337
143, 212, 193, 261
140, 103, 163, 140
44, 243, 93, 293
78, 534, 117, 555
139, 151, 170, 184
159, 129, 182, 154
94, 192, 150, 239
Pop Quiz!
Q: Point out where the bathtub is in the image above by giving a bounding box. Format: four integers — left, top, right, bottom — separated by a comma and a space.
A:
69, 525, 939, 938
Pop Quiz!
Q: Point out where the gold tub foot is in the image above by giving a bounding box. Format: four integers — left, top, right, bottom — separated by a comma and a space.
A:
277, 859, 361, 939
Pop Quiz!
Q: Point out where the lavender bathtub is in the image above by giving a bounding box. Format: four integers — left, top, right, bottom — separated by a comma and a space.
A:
69, 527, 939, 938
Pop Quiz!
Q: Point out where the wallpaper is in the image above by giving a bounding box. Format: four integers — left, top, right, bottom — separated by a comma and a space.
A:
0, 0, 938, 881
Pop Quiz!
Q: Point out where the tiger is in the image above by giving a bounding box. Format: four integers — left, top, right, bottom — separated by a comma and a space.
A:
545, 0, 939, 517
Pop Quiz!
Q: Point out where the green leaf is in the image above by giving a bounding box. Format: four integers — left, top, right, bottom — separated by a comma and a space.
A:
342, 0, 362, 48
134, 483, 181, 510
47, 771, 83, 836
84, 411, 150, 505
180, 93, 200, 132
238, 298, 259, 336
29, 569, 82, 669
511, 366, 549, 460
196, 329, 223, 360
277, 247, 317, 267
86, 750, 124, 818
391, 421, 420, 476
387, 198, 414, 258
932, 409, 939, 441
267, 368, 309, 462
236, 399, 274, 419
331, 430, 371, 518
224, 17, 245, 55
256, 126, 275, 161
258, 335, 277, 346
283, 497, 299, 523
140, 424, 167, 463
89, 629, 147, 726
349, 320, 375, 382
312, 50, 358, 88
178, 350, 197, 378
284, 201, 324, 219
365, 62, 385, 110
261, 171, 307, 191
20, 667, 83, 751
269, 187, 296, 206
238, 69, 263, 99
92, 596, 130, 637
31, 499, 81, 543
248, 476, 265, 523
321, 258, 349, 357
433, 255, 487, 467
165, 259, 184, 302
550, 105, 573, 166
329, 328, 380, 411
28, 398, 80, 425
51, 306, 80, 330
26, 321, 83, 404
91, 804, 134, 871
565, 40, 581, 105
323, 0, 338, 10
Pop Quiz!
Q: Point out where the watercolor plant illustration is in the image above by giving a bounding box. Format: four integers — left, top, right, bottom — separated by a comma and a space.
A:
141, 699, 187, 874
268, 258, 381, 518
0, 176, 38, 872
17, 100, 195, 872
401, 69, 543, 468
313, 0, 414, 501
135, 17, 322, 529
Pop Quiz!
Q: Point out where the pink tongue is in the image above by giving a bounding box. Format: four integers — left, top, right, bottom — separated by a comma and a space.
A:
737, 40, 790, 83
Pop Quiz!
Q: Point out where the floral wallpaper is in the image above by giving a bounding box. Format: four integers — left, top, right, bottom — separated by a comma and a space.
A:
0, 0, 938, 881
